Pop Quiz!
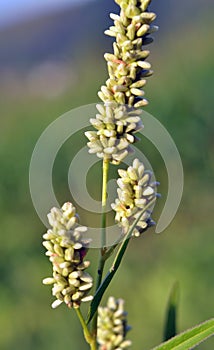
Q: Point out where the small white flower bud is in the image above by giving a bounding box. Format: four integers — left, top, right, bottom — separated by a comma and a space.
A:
51, 299, 63, 309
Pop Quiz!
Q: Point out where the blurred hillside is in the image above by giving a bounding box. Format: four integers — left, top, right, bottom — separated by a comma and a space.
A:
0, 0, 213, 69
0, 1, 214, 350
0, 0, 118, 69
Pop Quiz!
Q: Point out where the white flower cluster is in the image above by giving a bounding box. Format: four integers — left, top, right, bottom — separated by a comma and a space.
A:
42, 202, 93, 309
97, 297, 132, 350
99, 0, 158, 107
86, 0, 158, 164
112, 158, 158, 236
86, 103, 143, 164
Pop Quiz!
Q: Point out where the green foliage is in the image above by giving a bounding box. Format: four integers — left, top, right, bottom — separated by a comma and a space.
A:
152, 318, 214, 350
163, 282, 179, 341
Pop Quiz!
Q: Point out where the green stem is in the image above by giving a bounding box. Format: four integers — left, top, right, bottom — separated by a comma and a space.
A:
101, 158, 109, 248
91, 158, 109, 336
76, 308, 97, 350
103, 233, 124, 261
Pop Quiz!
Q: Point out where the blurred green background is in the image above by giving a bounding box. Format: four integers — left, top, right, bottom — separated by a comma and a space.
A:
0, 0, 214, 349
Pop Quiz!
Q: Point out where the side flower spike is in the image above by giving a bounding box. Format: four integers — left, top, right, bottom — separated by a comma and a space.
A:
111, 158, 159, 236
97, 297, 132, 350
42, 202, 93, 309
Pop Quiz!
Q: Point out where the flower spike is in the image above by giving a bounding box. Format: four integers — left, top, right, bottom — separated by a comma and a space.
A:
42, 202, 93, 309
100, 0, 157, 107
86, 0, 158, 164
112, 158, 159, 236
97, 297, 132, 350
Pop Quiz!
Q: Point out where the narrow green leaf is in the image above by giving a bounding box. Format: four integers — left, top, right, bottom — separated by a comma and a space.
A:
163, 281, 179, 341
87, 199, 156, 325
86, 236, 130, 324
151, 318, 214, 350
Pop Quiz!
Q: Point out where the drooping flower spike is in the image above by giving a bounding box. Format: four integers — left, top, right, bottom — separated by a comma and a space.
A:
42, 202, 93, 309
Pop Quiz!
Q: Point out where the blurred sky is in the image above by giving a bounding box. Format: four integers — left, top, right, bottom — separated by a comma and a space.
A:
0, 0, 93, 27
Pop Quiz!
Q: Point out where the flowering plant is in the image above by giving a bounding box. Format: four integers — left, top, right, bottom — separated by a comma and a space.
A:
41, 1, 214, 349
